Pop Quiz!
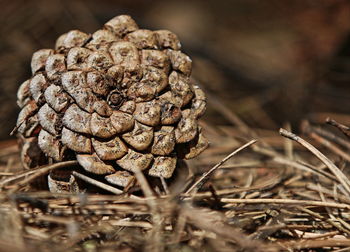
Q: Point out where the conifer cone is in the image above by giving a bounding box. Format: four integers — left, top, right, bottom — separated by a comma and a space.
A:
14, 15, 208, 190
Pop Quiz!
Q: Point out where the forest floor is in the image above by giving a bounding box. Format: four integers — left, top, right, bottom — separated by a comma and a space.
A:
1, 101, 350, 251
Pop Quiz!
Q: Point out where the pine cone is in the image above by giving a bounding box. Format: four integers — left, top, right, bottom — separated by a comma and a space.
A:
15, 15, 208, 190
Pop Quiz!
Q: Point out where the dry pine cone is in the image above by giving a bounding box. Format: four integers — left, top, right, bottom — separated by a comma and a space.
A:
15, 15, 208, 190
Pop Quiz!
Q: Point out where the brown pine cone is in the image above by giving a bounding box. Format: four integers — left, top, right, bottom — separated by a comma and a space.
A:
14, 15, 208, 190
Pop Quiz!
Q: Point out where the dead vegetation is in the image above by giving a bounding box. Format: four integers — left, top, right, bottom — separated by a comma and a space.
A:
2, 100, 350, 251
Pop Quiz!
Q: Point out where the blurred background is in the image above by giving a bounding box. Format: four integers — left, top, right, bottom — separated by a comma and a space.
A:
1, 0, 350, 140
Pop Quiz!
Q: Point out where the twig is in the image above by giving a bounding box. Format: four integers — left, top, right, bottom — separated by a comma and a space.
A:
309, 131, 350, 163
0, 161, 79, 187
133, 168, 154, 198
181, 205, 270, 251
326, 117, 350, 139
160, 177, 169, 195
185, 139, 257, 194
272, 156, 337, 182
298, 230, 339, 239
132, 169, 163, 252
306, 183, 350, 204
302, 120, 350, 150
333, 247, 350, 252
108, 219, 153, 229
6, 161, 79, 194
280, 238, 350, 249
253, 141, 337, 182
221, 198, 350, 210
279, 128, 350, 196
72, 171, 139, 198
186, 173, 282, 198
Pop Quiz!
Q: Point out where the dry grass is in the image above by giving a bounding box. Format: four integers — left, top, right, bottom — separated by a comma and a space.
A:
2, 103, 350, 251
